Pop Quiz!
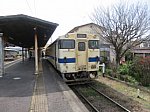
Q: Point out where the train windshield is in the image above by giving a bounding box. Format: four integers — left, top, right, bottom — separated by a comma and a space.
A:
59, 40, 75, 49
88, 40, 99, 49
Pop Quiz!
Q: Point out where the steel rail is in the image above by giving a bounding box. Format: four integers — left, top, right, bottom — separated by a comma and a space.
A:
67, 81, 92, 86
88, 84, 131, 112
72, 86, 100, 112
4, 58, 22, 68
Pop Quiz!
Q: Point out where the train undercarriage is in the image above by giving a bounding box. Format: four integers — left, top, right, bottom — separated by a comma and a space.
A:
62, 71, 98, 82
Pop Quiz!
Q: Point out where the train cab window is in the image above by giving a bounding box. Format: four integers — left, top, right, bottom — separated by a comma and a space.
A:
78, 42, 85, 51
59, 40, 75, 49
88, 40, 99, 49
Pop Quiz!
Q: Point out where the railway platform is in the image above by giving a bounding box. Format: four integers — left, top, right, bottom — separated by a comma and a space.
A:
0, 59, 89, 112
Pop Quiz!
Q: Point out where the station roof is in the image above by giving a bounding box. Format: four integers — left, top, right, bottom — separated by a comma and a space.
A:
0, 14, 58, 48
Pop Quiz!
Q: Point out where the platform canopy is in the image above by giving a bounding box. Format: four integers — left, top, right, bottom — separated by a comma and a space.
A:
0, 14, 58, 48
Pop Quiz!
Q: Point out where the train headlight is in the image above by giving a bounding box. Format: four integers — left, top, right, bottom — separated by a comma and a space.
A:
66, 65, 68, 69
89, 73, 95, 78
93, 35, 96, 38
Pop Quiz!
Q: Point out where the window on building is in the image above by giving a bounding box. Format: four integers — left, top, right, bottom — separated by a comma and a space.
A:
100, 51, 110, 57
143, 43, 148, 47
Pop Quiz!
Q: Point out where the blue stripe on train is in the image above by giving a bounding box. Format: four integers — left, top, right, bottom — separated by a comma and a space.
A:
48, 56, 99, 63
58, 58, 76, 63
88, 57, 99, 62
58, 57, 99, 63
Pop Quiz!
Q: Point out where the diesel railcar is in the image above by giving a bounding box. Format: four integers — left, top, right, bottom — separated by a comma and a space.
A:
4, 49, 18, 61
46, 33, 99, 82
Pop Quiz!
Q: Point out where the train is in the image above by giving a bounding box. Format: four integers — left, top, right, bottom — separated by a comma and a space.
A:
45, 33, 100, 82
4, 49, 18, 61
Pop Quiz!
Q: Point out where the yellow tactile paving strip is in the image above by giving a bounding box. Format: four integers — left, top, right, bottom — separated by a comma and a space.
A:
29, 61, 48, 112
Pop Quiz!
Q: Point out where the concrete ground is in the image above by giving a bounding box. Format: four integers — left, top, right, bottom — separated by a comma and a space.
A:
0, 59, 89, 112
0, 60, 35, 112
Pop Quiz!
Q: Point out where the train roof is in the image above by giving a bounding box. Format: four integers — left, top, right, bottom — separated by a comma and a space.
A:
4, 48, 19, 52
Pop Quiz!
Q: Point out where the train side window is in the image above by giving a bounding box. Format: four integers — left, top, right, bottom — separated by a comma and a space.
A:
78, 42, 85, 51
88, 40, 99, 49
59, 40, 75, 49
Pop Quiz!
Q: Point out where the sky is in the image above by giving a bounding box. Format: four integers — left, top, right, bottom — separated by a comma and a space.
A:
0, 0, 150, 46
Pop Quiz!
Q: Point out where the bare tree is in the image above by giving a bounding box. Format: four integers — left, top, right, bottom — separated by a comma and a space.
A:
91, 2, 150, 68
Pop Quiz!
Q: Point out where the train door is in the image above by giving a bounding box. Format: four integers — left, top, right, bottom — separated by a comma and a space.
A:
76, 40, 87, 71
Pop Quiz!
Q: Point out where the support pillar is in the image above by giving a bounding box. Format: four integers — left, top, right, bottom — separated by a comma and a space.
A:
0, 33, 4, 77
34, 29, 38, 75
22, 47, 25, 62
25, 48, 28, 58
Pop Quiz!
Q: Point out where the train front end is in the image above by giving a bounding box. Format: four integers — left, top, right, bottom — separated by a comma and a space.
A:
60, 33, 99, 82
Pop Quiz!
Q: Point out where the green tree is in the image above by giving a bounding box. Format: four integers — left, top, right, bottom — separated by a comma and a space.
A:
133, 57, 150, 86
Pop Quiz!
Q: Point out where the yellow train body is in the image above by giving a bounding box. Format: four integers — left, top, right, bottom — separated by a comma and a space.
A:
46, 33, 99, 82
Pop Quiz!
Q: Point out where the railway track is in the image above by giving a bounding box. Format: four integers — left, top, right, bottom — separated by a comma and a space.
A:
70, 84, 131, 112
4, 58, 22, 68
